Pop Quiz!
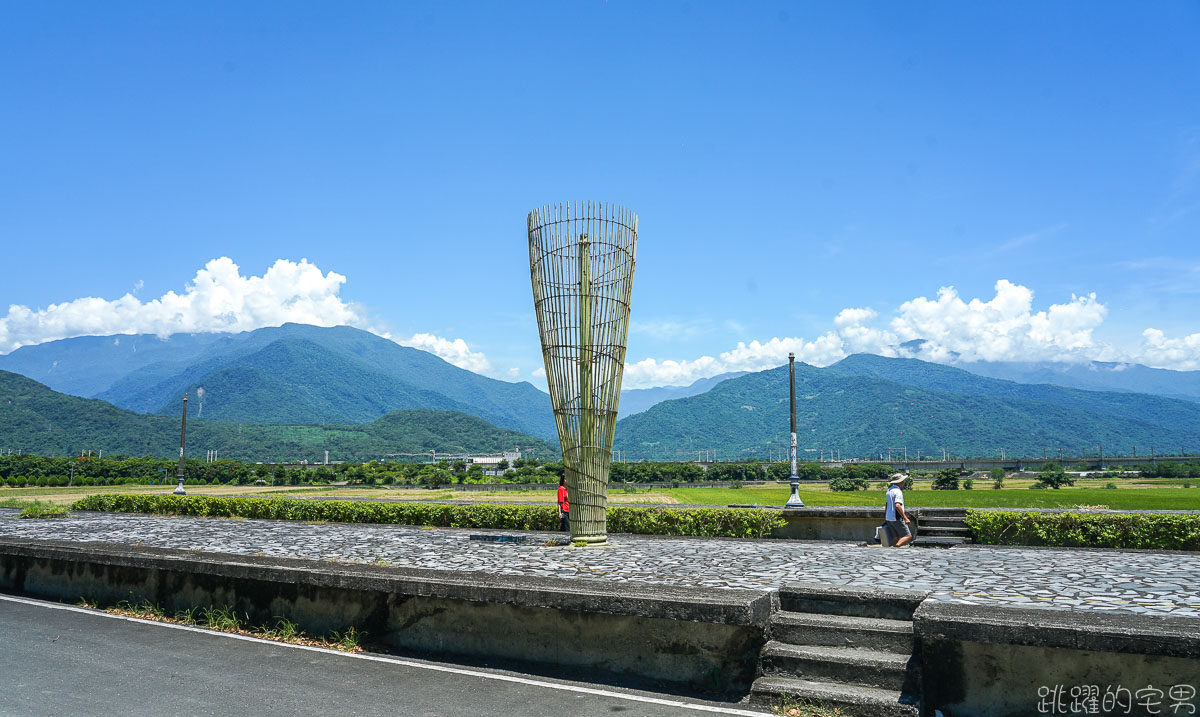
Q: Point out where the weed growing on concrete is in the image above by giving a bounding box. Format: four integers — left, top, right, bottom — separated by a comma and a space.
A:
201, 605, 245, 632
330, 627, 363, 651
771, 694, 845, 716
84, 597, 367, 653
114, 599, 166, 619
261, 617, 301, 641
174, 606, 199, 624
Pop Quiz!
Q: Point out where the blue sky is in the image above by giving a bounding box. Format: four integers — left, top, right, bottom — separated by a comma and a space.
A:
2, 2, 1199, 386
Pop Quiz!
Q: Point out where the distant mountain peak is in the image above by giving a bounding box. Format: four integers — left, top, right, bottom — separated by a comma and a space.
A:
0, 324, 557, 440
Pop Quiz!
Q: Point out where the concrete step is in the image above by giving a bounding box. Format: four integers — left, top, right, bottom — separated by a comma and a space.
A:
916, 526, 971, 537
918, 517, 968, 529
750, 675, 919, 717
912, 536, 970, 548
759, 641, 916, 691
779, 582, 929, 621
771, 611, 914, 654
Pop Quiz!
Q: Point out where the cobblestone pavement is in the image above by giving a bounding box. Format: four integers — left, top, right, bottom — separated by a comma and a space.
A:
2, 509, 1198, 618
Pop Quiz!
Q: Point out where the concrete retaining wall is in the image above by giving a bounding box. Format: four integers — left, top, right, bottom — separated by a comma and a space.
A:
773, 507, 903, 542
0, 538, 771, 693
915, 601, 1200, 717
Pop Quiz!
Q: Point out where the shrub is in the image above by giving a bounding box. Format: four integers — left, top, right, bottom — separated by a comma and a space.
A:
18, 503, 69, 519
931, 469, 959, 491
989, 467, 1005, 489
70, 494, 787, 539
829, 475, 868, 492
1104, 482, 1117, 490
1036, 463, 1074, 490
963, 478, 974, 490
964, 509, 1200, 551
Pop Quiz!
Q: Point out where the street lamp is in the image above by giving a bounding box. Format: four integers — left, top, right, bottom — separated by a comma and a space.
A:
174, 394, 188, 495
785, 353, 804, 508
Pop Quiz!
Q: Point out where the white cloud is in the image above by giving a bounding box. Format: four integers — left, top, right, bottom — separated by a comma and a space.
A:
395, 332, 492, 373
622, 279, 1154, 389
0, 257, 504, 377
0, 257, 365, 354
507, 367, 520, 379
887, 280, 1108, 363
1139, 328, 1200, 371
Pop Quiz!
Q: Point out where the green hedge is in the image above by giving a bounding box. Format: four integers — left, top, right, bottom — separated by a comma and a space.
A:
71, 494, 786, 539
964, 509, 1200, 551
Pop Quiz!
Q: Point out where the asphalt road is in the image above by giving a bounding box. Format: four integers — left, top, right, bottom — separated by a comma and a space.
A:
0, 594, 765, 717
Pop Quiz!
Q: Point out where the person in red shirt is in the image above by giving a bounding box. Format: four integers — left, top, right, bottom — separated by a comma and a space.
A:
557, 476, 570, 531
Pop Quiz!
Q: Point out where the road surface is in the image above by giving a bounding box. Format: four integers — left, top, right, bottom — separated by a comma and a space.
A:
0, 594, 764, 717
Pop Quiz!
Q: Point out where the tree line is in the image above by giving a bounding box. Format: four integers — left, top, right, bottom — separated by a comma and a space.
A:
0, 454, 565, 488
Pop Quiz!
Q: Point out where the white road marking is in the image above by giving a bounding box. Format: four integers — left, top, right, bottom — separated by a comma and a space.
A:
0, 593, 768, 716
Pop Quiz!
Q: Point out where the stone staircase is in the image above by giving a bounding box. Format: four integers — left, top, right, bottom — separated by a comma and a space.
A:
912, 508, 972, 548
750, 582, 924, 716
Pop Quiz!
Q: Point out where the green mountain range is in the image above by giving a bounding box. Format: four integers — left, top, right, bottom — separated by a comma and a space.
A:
0, 324, 556, 440
617, 371, 747, 419
612, 354, 1200, 460
0, 370, 557, 462
958, 359, 1200, 403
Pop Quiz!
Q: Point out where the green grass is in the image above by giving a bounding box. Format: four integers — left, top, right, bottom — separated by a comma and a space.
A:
18, 504, 70, 519
18, 479, 1200, 513
1, 498, 70, 516
670, 486, 1200, 510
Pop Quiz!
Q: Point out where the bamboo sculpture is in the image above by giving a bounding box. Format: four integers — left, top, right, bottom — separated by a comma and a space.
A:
528, 202, 637, 544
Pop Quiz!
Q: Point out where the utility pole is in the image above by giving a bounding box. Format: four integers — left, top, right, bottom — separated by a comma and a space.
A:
785, 353, 804, 507
174, 394, 188, 495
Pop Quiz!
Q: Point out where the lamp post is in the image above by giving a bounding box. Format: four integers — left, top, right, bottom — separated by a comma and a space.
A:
174, 394, 188, 495
786, 353, 804, 507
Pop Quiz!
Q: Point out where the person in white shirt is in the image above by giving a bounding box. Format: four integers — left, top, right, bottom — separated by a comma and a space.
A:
885, 474, 913, 547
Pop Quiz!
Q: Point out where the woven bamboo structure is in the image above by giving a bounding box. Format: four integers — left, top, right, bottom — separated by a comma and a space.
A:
528, 202, 637, 544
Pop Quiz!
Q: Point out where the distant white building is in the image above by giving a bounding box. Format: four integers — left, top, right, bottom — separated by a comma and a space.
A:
465, 450, 521, 468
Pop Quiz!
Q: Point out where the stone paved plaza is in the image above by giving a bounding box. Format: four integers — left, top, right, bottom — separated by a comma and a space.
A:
2, 508, 1198, 618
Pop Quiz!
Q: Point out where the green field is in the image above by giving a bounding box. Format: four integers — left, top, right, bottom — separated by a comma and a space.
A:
4, 478, 1199, 512
669, 486, 1200, 510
